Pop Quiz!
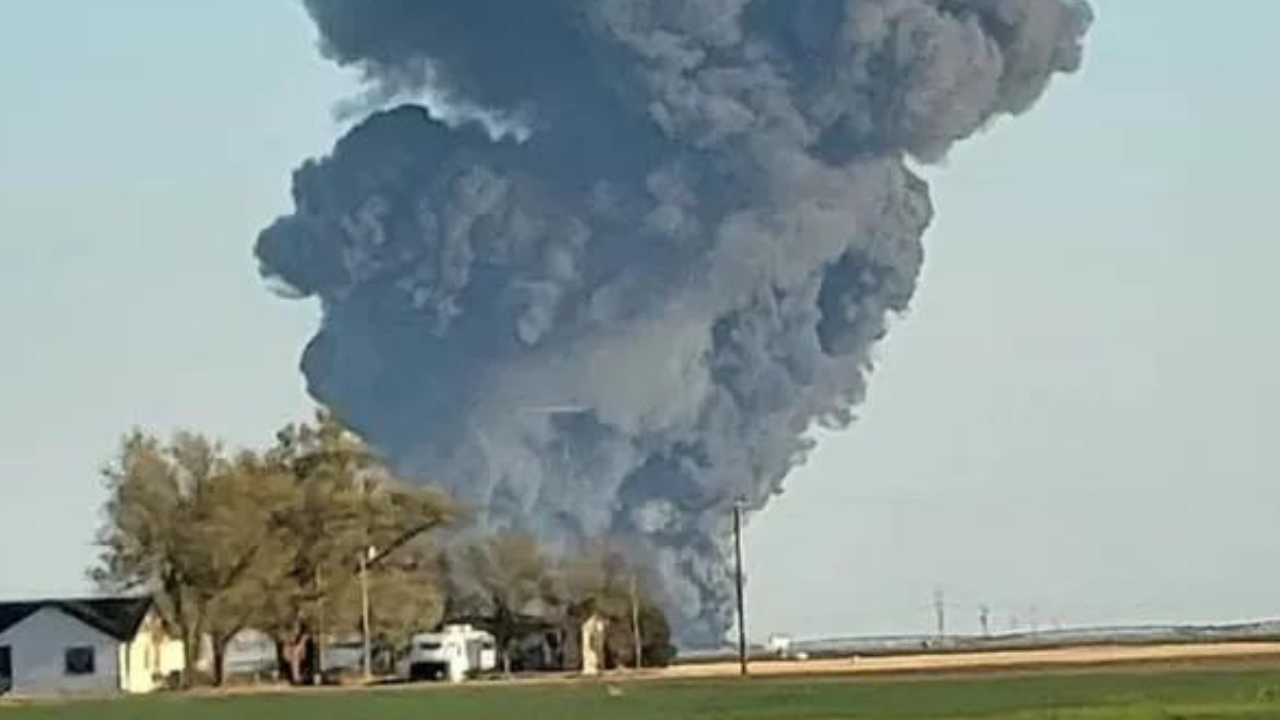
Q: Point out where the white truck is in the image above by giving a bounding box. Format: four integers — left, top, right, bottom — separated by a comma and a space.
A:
398, 625, 498, 683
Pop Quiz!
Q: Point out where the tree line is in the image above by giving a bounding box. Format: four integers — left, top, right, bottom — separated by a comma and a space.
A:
92, 410, 674, 687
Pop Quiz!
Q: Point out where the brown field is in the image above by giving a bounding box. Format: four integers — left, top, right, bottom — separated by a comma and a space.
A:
168, 641, 1280, 694
661, 641, 1280, 680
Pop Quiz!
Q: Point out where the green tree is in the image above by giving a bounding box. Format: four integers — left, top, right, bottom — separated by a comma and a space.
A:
445, 531, 560, 674
326, 541, 447, 673
94, 432, 288, 686
197, 451, 296, 686
559, 542, 676, 669
93, 411, 454, 688
258, 410, 453, 684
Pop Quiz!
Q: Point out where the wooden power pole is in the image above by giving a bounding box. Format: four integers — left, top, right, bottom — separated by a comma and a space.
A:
360, 547, 374, 681
630, 573, 643, 670
934, 587, 946, 641
733, 497, 749, 677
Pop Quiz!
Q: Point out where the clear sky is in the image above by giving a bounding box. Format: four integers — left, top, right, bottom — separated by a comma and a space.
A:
1, 2, 1276, 641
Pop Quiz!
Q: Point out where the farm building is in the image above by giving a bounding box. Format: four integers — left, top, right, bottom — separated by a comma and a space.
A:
0, 596, 184, 697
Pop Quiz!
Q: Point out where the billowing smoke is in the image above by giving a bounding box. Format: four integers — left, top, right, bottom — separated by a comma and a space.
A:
258, 0, 1091, 646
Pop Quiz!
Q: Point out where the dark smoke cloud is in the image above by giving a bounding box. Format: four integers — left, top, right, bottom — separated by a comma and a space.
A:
258, 0, 1091, 646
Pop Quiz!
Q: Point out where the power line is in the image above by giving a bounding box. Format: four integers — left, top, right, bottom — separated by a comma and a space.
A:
793, 489, 1278, 508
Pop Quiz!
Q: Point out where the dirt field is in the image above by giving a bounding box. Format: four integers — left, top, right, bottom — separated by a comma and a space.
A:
663, 641, 1280, 680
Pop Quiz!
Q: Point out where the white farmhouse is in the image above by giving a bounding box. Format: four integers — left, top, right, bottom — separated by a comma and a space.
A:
0, 596, 184, 697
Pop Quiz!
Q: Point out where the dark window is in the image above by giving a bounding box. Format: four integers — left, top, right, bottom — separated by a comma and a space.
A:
0, 645, 11, 695
64, 647, 95, 676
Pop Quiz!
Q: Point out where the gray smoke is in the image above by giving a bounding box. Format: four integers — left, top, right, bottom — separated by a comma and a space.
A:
258, 0, 1091, 647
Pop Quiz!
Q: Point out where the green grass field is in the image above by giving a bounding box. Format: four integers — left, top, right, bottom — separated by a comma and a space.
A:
4, 667, 1280, 720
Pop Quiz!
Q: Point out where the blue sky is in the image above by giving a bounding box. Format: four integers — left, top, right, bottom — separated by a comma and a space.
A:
1, 2, 1277, 640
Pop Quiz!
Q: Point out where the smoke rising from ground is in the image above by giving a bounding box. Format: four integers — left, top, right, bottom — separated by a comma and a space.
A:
258, 0, 1091, 646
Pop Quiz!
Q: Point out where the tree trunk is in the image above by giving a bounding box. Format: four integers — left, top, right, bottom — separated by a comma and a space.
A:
496, 609, 515, 676
276, 622, 316, 686
181, 625, 203, 689
286, 640, 306, 685
498, 628, 513, 676
275, 640, 291, 683
168, 581, 201, 689
211, 637, 229, 687
304, 635, 319, 685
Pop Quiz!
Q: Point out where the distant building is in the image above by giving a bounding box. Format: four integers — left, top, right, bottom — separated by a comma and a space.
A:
767, 634, 794, 657
0, 596, 184, 697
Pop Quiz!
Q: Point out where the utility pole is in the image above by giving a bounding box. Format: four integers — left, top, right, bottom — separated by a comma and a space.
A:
629, 572, 643, 670
933, 587, 946, 641
360, 546, 375, 681
733, 496, 749, 677
314, 567, 326, 686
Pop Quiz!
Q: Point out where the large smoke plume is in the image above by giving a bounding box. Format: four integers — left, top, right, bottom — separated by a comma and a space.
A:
258, 0, 1092, 646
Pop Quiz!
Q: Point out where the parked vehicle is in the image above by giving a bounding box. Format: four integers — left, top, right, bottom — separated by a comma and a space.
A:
398, 625, 497, 683
322, 639, 366, 677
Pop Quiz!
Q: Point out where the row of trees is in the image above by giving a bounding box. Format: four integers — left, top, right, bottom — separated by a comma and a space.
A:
445, 531, 676, 674
92, 410, 672, 687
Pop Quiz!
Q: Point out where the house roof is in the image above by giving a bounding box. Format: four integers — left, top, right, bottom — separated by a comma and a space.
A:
0, 597, 153, 642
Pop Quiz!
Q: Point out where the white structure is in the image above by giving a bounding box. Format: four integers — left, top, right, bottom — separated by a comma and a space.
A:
766, 634, 794, 657
0, 597, 184, 697
398, 625, 497, 683
221, 628, 277, 678
580, 614, 607, 677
